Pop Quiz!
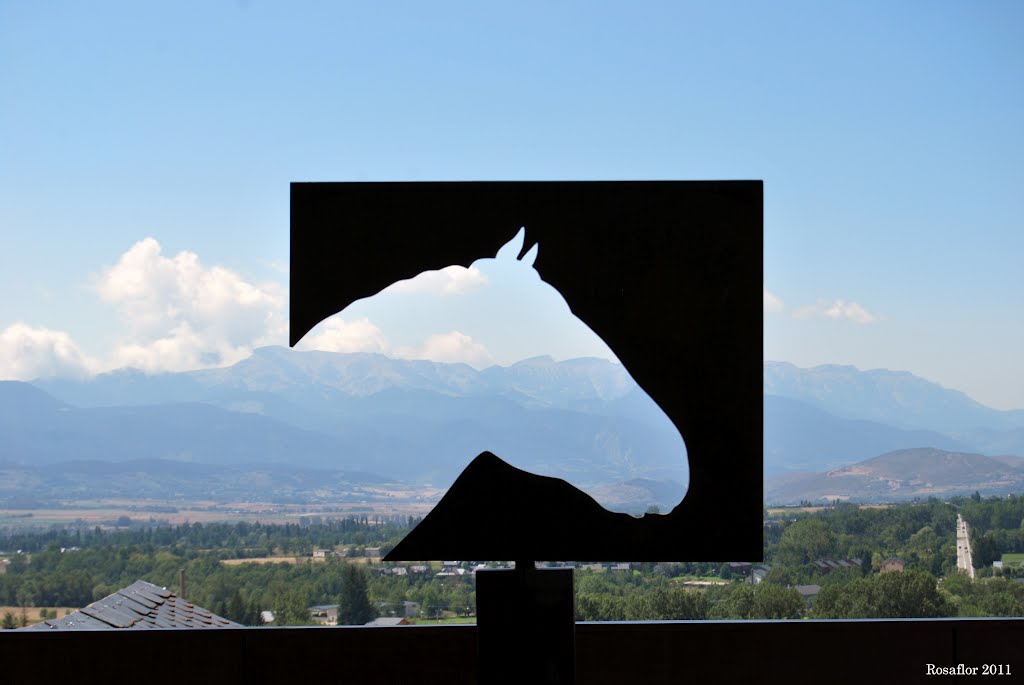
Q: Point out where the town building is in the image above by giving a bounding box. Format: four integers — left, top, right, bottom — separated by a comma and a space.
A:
880, 557, 907, 574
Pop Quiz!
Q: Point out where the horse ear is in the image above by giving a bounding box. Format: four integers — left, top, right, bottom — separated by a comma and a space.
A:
495, 227, 526, 260
520, 242, 538, 268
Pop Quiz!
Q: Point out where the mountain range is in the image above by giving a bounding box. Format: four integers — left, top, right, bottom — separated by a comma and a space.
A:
1, 349, 1022, 509
764, 361, 1024, 451
765, 362, 1024, 468
8, 348, 688, 512
760, 361, 1024, 503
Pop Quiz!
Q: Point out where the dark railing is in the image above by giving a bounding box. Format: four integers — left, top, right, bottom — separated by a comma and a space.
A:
4, 619, 1022, 684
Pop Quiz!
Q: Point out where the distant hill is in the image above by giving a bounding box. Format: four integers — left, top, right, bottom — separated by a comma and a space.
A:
992, 455, 1024, 469
0, 380, 68, 414
765, 448, 1024, 505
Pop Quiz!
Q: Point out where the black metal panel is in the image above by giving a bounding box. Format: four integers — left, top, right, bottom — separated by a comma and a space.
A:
290, 181, 762, 561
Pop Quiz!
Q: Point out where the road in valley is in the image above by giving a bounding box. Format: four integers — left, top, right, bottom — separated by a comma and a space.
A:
956, 513, 976, 579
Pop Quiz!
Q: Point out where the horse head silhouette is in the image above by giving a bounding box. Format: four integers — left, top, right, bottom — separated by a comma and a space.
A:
290, 181, 762, 561
429, 227, 691, 513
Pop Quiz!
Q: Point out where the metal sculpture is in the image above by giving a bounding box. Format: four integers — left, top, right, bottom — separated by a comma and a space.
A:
290, 181, 762, 562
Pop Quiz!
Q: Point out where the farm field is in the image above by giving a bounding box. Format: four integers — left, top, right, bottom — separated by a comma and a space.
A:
0, 499, 296, 527
407, 616, 477, 625
221, 556, 325, 566
677, 578, 729, 587
221, 555, 382, 566
766, 503, 894, 516
0, 491, 442, 531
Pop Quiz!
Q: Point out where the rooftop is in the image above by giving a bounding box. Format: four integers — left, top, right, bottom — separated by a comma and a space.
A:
27, 580, 239, 630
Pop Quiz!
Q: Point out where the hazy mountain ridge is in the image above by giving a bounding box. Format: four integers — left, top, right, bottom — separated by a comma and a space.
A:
763, 394, 972, 474
0, 390, 371, 471
764, 361, 1024, 434
39, 347, 634, 411
17, 348, 686, 498
764, 361, 1024, 456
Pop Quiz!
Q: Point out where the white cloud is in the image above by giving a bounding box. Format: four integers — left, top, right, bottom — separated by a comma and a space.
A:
298, 315, 496, 369
295, 316, 390, 354
763, 288, 784, 313
3, 239, 503, 380
381, 265, 488, 296
0, 323, 100, 380
395, 331, 495, 369
94, 237, 287, 372
793, 298, 877, 324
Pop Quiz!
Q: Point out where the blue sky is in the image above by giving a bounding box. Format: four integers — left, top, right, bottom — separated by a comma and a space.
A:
1, 2, 1022, 409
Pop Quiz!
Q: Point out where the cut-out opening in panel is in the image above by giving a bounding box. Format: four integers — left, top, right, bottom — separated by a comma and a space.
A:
292, 227, 689, 516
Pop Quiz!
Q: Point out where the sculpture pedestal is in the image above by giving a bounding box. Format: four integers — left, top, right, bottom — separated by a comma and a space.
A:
476, 564, 575, 684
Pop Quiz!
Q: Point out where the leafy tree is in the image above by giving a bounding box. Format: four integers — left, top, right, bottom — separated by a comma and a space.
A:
818, 566, 862, 587
270, 587, 315, 626
449, 583, 473, 617
907, 526, 943, 575
624, 592, 653, 620
763, 564, 814, 588
710, 584, 755, 619
942, 575, 1024, 617
243, 599, 262, 626
972, 532, 1000, 567
813, 569, 951, 618
860, 550, 873, 575
750, 584, 803, 619
337, 563, 374, 625
1, 611, 16, 629
226, 590, 245, 624
775, 518, 835, 566
576, 593, 626, 621
649, 587, 709, 620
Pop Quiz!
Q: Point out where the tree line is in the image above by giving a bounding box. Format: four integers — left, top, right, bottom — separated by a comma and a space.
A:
0, 516, 417, 556
2, 495, 1023, 627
